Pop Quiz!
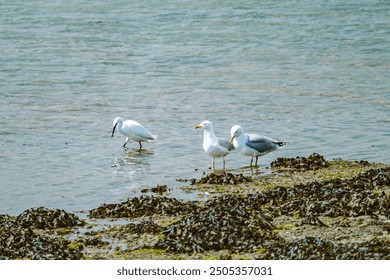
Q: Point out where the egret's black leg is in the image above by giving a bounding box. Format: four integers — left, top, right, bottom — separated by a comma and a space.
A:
123, 139, 130, 148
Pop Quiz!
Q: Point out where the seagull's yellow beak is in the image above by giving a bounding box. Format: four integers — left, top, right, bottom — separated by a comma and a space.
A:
195, 125, 202, 129
230, 135, 235, 143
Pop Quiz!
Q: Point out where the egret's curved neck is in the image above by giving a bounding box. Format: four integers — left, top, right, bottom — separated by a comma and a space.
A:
116, 120, 124, 130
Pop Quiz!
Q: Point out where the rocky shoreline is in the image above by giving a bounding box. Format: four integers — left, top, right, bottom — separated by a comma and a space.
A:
1, 153, 389, 260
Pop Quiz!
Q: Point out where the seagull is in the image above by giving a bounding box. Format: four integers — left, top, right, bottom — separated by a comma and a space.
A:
230, 125, 287, 167
195, 120, 234, 170
111, 117, 156, 149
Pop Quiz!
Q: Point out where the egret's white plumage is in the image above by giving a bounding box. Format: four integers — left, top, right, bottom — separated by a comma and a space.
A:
195, 120, 234, 170
112, 117, 156, 149
230, 125, 287, 166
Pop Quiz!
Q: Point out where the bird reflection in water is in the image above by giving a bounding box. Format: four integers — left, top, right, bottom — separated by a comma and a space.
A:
112, 148, 154, 168
111, 148, 155, 186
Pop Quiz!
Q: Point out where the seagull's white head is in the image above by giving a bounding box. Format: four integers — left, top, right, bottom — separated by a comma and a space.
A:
230, 125, 243, 142
112, 117, 124, 137
195, 120, 213, 131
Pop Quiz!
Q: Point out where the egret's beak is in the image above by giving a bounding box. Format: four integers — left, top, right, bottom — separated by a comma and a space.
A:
111, 123, 118, 138
195, 125, 202, 129
230, 135, 235, 143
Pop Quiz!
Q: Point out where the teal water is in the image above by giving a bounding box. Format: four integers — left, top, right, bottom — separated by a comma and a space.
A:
1, 0, 389, 215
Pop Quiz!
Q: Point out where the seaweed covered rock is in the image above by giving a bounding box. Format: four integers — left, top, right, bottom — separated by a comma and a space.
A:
179, 172, 253, 185
125, 221, 162, 235
141, 184, 169, 195
0, 223, 82, 260
263, 236, 390, 260
271, 153, 329, 171
89, 196, 198, 219
197, 172, 252, 185
2, 155, 388, 260
263, 167, 390, 218
0, 214, 13, 227
0, 208, 84, 259
156, 195, 274, 253
16, 207, 85, 229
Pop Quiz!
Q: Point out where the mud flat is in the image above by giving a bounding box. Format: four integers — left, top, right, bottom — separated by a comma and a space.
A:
1, 153, 389, 260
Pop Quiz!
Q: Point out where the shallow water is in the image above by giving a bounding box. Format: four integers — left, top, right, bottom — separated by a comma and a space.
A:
1, 0, 389, 215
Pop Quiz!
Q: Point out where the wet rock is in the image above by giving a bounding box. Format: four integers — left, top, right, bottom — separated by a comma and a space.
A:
89, 196, 198, 219
271, 153, 329, 171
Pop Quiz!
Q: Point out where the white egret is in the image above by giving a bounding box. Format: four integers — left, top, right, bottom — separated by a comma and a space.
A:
111, 117, 156, 149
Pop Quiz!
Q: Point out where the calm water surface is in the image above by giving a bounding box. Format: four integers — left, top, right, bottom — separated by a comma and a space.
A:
1, 0, 389, 215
